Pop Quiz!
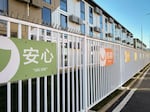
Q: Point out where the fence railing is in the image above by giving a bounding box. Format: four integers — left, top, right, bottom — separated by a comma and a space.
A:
0, 15, 150, 112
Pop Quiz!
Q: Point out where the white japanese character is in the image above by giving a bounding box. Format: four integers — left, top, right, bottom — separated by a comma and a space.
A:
23, 47, 39, 65
41, 48, 54, 63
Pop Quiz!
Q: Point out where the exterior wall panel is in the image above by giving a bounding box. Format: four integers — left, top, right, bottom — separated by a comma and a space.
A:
9, 0, 42, 24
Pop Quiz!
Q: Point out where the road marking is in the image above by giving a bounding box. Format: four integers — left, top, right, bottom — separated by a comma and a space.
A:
112, 89, 136, 112
112, 68, 149, 112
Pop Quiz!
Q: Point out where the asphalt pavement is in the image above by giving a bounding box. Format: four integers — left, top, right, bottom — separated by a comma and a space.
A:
111, 68, 150, 112
120, 69, 150, 112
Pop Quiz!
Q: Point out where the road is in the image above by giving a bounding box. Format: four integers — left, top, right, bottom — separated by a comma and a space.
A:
109, 67, 150, 112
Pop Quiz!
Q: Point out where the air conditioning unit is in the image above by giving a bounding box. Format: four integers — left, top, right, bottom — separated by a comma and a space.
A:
94, 26, 101, 33
31, 0, 42, 8
122, 40, 126, 43
94, 7, 102, 15
108, 17, 113, 23
17, 0, 30, 3
95, 7, 99, 14
107, 33, 113, 37
115, 37, 121, 41
122, 29, 127, 33
69, 15, 78, 24
127, 42, 130, 44
78, 18, 83, 25
116, 24, 122, 29
99, 9, 102, 15
131, 43, 134, 46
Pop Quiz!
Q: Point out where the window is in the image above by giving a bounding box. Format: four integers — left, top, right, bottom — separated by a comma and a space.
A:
80, 1, 85, 20
80, 24, 85, 34
100, 15, 103, 39
111, 24, 114, 34
60, 14, 67, 29
105, 19, 108, 32
89, 27, 93, 37
43, 0, 51, 4
42, 7, 51, 25
100, 15, 103, 29
89, 7, 93, 24
60, 0, 67, 11
100, 32, 103, 39
0, 0, 8, 15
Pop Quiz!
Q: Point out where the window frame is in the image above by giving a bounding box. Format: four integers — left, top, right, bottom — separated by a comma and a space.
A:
89, 7, 93, 24
105, 19, 108, 32
43, 0, 51, 4
89, 26, 93, 37
60, 14, 68, 29
0, 0, 8, 14
80, 1, 85, 20
60, 0, 67, 12
100, 15, 103, 29
42, 7, 51, 25
80, 24, 85, 34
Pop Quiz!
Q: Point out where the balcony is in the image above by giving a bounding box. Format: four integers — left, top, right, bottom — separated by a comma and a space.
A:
115, 37, 121, 41
106, 33, 113, 38
122, 40, 126, 43
94, 26, 101, 33
69, 15, 82, 25
108, 17, 113, 23
94, 7, 102, 15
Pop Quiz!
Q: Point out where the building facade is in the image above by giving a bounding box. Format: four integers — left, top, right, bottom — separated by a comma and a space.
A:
0, 0, 135, 47
134, 38, 147, 49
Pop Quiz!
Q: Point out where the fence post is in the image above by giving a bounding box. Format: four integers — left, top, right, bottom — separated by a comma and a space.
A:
119, 45, 123, 85
7, 21, 10, 38
82, 35, 88, 111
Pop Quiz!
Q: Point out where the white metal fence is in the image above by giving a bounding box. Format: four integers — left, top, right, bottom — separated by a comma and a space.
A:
0, 15, 150, 112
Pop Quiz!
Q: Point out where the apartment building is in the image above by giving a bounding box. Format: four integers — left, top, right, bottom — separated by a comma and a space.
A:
0, 0, 133, 45
134, 38, 147, 49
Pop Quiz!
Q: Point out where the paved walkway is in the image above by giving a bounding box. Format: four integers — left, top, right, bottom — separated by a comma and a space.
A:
111, 68, 150, 112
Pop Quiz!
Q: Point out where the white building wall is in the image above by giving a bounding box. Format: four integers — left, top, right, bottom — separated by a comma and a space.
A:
51, 0, 133, 46
93, 9, 100, 39
84, 1, 90, 36
101, 14, 105, 39
67, 0, 80, 31
52, 8, 60, 27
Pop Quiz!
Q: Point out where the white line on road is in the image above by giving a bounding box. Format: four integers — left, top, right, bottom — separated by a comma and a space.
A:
112, 68, 149, 112
112, 89, 136, 112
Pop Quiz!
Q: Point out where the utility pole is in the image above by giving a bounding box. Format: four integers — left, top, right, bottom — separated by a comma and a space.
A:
141, 12, 150, 50
141, 24, 143, 50
149, 39, 150, 48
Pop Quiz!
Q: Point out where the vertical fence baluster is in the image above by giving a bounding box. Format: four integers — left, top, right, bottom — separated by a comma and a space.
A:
57, 33, 60, 112
18, 80, 22, 112
7, 82, 11, 112
51, 76, 54, 112
67, 35, 70, 112
44, 76, 47, 112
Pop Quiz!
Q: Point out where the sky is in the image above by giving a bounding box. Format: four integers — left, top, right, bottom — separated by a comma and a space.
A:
95, 0, 150, 48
